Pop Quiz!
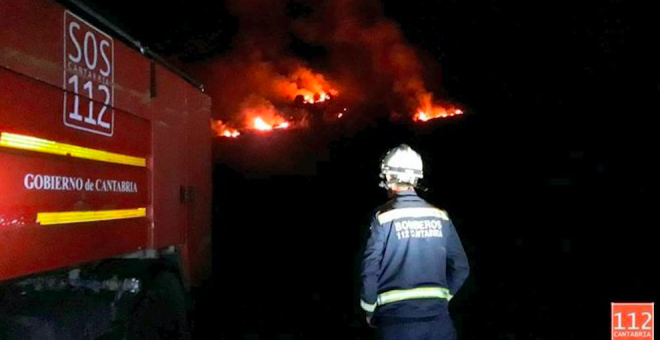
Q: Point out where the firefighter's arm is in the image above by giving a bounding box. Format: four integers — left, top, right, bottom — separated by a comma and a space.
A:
446, 219, 470, 299
360, 217, 386, 317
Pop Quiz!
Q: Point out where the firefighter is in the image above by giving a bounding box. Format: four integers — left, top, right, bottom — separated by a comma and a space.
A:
360, 144, 470, 340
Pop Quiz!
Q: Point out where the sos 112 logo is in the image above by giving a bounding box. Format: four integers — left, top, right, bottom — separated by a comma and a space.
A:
63, 11, 114, 136
612, 303, 654, 340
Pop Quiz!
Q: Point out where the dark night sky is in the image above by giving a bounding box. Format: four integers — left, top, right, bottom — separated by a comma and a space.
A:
61, 1, 657, 338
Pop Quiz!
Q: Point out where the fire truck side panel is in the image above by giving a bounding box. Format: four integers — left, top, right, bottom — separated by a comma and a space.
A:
0, 0, 62, 87
0, 67, 151, 282
0, 67, 150, 159
0, 0, 211, 286
181, 85, 213, 285
0, 0, 152, 120
150, 64, 188, 249
112, 44, 152, 121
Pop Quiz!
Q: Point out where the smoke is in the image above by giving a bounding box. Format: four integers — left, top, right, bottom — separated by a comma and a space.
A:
191, 53, 338, 130
225, 0, 290, 59
293, 0, 448, 114
186, 0, 449, 130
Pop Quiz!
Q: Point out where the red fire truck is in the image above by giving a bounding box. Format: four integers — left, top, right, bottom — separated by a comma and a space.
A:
1, 0, 212, 338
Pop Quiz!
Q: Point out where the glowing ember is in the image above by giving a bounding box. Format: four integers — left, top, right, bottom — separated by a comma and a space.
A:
211, 119, 240, 138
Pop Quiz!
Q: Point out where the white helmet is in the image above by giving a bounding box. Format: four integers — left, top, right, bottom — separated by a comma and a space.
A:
380, 144, 424, 188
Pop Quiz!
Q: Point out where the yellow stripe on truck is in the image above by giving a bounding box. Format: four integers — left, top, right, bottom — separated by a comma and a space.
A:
0, 132, 146, 167
37, 208, 147, 225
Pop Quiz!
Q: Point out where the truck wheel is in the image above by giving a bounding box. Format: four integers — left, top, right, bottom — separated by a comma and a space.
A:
126, 271, 191, 340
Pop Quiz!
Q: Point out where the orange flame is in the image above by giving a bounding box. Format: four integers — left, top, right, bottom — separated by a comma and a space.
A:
252, 117, 291, 131
414, 108, 463, 122
253, 117, 273, 131
275, 122, 290, 129
241, 97, 291, 132
211, 119, 241, 138
275, 66, 338, 104
413, 93, 463, 122
302, 91, 332, 104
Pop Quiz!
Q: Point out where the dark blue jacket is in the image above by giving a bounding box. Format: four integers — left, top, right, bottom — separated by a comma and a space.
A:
360, 190, 469, 319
